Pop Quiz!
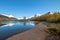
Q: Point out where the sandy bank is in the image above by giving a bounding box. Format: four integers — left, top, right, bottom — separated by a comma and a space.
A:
6, 23, 49, 40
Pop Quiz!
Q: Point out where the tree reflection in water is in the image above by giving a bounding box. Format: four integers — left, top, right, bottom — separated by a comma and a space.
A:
23, 21, 26, 26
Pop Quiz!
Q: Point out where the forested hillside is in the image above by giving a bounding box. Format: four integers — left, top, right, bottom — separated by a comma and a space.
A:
30, 12, 60, 23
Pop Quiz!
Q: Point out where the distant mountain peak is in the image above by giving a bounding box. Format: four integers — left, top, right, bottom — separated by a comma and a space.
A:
0, 14, 14, 17
0, 14, 17, 21
36, 13, 43, 16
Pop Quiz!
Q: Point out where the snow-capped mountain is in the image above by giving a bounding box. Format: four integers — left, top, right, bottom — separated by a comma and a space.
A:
36, 13, 43, 16
0, 14, 17, 21
50, 12, 54, 14
0, 14, 14, 17
29, 14, 43, 18
0, 14, 9, 18
17, 18, 23, 20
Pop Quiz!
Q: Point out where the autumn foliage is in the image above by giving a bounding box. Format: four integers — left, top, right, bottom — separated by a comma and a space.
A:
30, 12, 60, 23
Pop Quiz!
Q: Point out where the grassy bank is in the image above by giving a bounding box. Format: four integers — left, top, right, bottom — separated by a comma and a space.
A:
30, 12, 60, 38
45, 23, 60, 40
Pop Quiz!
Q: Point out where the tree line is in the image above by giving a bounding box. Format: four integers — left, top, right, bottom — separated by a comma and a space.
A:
30, 12, 60, 23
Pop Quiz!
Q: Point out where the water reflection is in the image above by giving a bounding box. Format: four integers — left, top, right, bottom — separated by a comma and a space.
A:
0, 21, 35, 27
23, 21, 26, 26
0, 24, 6, 26
23, 21, 35, 26
0, 21, 14, 27
2, 23, 14, 27
0, 21, 35, 40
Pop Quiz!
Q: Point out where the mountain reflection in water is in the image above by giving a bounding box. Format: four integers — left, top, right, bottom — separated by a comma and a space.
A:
0, 24, 6, 26
0, 21, 35, 40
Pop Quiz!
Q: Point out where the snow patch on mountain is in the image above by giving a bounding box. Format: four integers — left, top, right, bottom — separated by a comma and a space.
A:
36, 13, 43, 16
1, 14, 14, 17
17, 18, 23, 20
50, 12, 54, 14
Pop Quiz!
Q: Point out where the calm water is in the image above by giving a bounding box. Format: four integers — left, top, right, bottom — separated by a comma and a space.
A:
0, 21, 35, 40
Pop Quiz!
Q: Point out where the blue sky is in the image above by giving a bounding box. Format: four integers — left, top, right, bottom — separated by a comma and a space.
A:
0, 0, 60, 18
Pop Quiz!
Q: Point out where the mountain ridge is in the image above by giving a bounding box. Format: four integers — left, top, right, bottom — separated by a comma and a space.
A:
0, 14, 17, 21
